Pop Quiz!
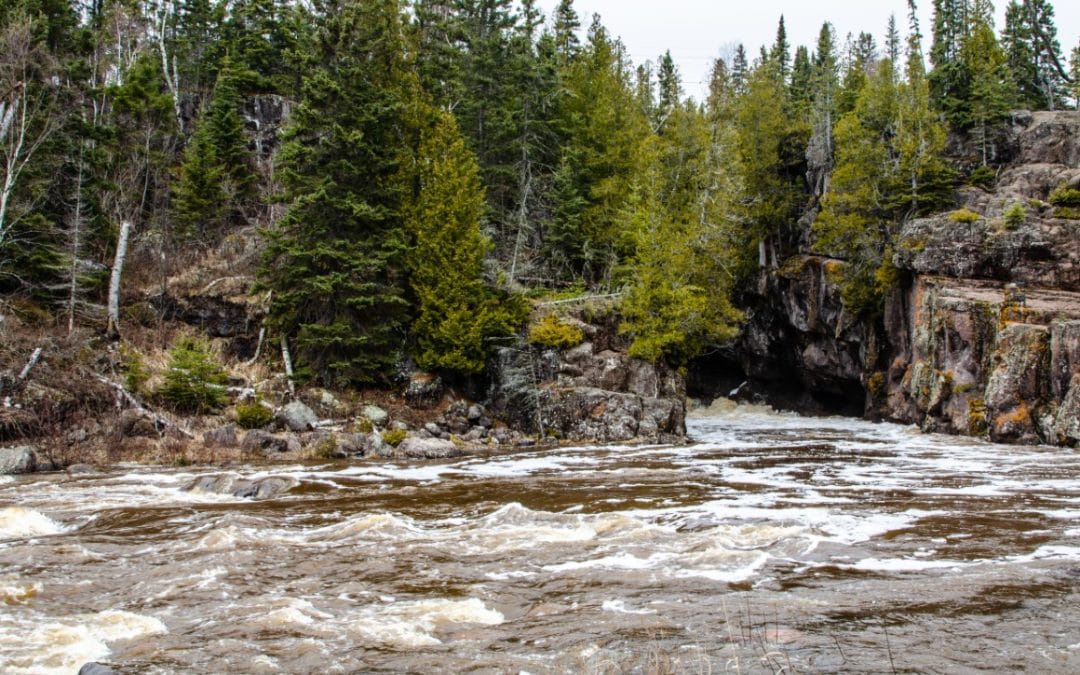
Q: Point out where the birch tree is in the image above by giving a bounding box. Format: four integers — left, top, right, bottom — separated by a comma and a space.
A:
0, 16, 59, 274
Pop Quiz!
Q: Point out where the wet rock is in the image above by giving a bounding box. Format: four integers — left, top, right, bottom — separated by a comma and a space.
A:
119, 409, 159, 438
395, 437, 465, 459
986, 323, 1051, 443
361, 405, 389, 428
406, 373, 444, 408
241, 429, 290, 454
277, 401, 318, 432
0, 445, 37, 474
78, 664, 117, 675
1054, 375, 1080, 446
65, 463, 100, 475
203, 424, 239, 448
357, 432, 390, 458
188, 473, 298, 499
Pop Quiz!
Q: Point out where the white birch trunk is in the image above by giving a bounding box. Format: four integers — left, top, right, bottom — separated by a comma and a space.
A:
280, 334, 296, 397
107, 220, 132, 338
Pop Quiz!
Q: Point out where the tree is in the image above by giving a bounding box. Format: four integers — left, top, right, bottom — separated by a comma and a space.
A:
1002, 0, 1070, 110
259, 0, 415, 386
406, 109, 522, 374
963, 15, 1012, 161
769, 15, 790, 83
0, 13, 61, 289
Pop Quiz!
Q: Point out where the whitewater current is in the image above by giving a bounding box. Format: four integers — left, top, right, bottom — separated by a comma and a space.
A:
2, 404, 1079, 673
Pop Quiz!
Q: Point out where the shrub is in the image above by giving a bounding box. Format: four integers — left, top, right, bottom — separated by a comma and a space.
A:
236, 401, 273, 429
382, 428, 406, 447
121, 347, 150, 396
527, 314, 584, 350
1054, 207, 1080, 220
1004, 202, 1026, 229
1049, 185, 1080, 207
948, 208, 981, 224
158, 337, 229, 414
968, 164, 995, 188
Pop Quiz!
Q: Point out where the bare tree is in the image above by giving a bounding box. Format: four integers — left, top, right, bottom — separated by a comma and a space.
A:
0, 16, 60, 268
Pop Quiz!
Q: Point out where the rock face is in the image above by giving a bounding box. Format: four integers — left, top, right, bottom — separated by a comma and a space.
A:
489, 317, 687, 443
0, 446, 37, 474
706, 110, 1080, 447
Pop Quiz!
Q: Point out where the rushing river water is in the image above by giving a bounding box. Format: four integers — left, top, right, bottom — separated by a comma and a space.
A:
2, 405, 1080, 674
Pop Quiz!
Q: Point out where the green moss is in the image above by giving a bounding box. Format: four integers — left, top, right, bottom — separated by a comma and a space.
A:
528, 314, 585, 350
354, 417, 374, 434
314, 436, 338, 459
236, 401, 273, 429
1049, 185, 1080, 207
968, 398, 987, 436
867, 371, 887, 399
382, 428, 407, 447
948, 208, 981, 224
1053, 207, 1080, 220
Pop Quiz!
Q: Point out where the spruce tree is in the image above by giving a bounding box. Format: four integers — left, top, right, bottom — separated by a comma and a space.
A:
259, 0, 415, 386
406, 109, 522, 375
731, 44, 749, 94
964, 15, 1012, 162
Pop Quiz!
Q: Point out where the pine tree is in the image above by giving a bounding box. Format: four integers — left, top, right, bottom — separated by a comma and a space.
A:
655, 50, 680, 131
552, 0, 580, 60
789, 46, 814, 120
807, 23, 840, 198
731, 44, 749, 94
171, 58, 255, 243
259, 0, 415, 386
964, 14, 1012, 161
769, 16, 791, 83
1003, 1, 1039, 106
406, 109, 522, 374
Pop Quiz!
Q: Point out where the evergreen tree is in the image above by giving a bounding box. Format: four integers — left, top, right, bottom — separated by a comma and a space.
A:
807, 23, 840, 198
619, 104, 742, 364
655, 50, 680, 131
406, 109, 522, 374
552, 0, 580, 60
964, 14, 1012, 161
769, 16, 791, 83
1070, 43, 1080, 109
789, 45, 814, 119
731, 44, 749, 94
259, 0, 416, 386
1002, 1, 1038, 106
172, 58, 255, 243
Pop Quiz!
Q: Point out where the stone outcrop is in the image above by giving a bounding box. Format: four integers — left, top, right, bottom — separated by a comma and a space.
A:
0, 445, 38, 474
490, 315, 687, 443
706, 110, 1080, 447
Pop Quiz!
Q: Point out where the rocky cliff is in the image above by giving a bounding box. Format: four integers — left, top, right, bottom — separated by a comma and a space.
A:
701, 111, 1080, 447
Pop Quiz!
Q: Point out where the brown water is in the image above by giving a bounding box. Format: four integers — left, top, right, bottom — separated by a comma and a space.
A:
2, 404, 1080, 673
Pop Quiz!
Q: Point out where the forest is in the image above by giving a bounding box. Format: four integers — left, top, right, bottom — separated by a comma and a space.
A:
0, 0, 1078, 393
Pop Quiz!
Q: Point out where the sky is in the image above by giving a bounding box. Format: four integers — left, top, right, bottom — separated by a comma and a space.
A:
536, 1, 1080, 102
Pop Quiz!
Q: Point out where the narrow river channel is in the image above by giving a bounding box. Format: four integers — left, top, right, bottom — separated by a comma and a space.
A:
3, 404, 1079, 673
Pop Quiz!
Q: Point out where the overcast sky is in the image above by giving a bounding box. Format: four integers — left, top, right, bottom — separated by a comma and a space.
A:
536, 1, 1080, 101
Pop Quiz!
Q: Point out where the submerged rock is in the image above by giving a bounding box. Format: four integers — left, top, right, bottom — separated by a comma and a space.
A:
187, 473, 298, 499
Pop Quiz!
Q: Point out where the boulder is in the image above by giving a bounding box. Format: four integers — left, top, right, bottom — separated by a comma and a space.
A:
188, 473, 298, 499
395, 437, 465, 459
0, 446, 37, 474
277, 401, 318, 432
356, 432, 390, 458
78, 664, 117, 675
241, 430, 290, 455
119, 409, 159, 438
406, 373, 444, 408
361, 405, 389, 428
203, 424, 239, 448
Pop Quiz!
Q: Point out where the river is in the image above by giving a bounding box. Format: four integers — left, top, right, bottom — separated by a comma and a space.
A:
2, 404, 1079, 673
